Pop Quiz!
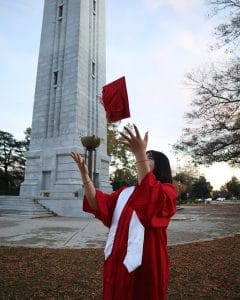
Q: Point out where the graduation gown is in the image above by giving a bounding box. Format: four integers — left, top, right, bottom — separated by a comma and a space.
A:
83, 172, 177, 300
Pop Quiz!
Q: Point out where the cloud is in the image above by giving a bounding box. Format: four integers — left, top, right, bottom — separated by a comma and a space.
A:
200, 163, 240, 190
106, 37, 194, 153
0, 0, 43, 139
0, 33, 38, 139
144, 0, 200, 13
1, 0, 44, 14
106, 11, 231, 167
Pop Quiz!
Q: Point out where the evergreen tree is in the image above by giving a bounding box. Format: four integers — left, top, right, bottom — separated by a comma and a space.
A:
0, 129, 30, 195
226, 176, 240, 198
189, 176, 213, 199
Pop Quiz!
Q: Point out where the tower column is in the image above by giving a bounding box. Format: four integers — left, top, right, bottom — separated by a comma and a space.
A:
20, 0, 111, 201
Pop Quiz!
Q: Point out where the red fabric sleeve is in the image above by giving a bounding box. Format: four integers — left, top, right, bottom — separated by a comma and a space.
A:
83, 187, 125, 228
131, 172, 177, 228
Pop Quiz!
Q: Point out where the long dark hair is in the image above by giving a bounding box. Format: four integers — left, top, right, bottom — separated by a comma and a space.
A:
146, 150, 173, 184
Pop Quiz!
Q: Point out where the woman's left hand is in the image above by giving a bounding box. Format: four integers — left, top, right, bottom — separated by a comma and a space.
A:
119, 124, 148, 157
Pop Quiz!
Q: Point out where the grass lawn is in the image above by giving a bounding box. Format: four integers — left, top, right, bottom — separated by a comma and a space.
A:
0, 235, 239, 299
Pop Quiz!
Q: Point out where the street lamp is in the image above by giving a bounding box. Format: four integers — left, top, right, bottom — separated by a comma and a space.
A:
81, 135, 100, 186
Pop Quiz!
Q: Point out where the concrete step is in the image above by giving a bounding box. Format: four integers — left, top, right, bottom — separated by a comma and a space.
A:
0, 202, 46, 207
0, 201, 46, 205
0, 213, 53, 218
0, 207, 48, 212
0, 209, 53, 215
0, 202, 48, 209
0, 196, 55, 218
0, 205, 52, 211
0, 200, 34, 205
0, 196, 33, 200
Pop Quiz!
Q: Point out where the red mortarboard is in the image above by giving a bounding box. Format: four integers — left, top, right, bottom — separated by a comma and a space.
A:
101, 76, 131, 123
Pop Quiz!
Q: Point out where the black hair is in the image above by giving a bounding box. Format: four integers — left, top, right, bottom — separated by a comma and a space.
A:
146, 150, 173, 184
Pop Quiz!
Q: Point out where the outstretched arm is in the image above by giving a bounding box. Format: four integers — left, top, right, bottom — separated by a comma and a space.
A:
119, 124, 150, 184
70, 151, 97, 210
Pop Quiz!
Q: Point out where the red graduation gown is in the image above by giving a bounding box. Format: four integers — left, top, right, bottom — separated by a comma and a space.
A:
83, 172, 177, 300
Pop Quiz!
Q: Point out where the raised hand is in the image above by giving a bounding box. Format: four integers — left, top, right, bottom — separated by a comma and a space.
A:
70, 151, 97, 210
70, 151, 89, 177
119, 124, 150, 184
119, 124, 148, 157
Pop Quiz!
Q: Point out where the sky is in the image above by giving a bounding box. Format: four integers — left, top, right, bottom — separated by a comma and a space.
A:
0, 0, 240, 189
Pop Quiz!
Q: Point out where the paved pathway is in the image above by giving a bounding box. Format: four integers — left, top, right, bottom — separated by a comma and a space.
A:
0, 204, 239, 248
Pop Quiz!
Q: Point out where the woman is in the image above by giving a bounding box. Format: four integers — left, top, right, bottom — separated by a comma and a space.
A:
71, 124, 177, 300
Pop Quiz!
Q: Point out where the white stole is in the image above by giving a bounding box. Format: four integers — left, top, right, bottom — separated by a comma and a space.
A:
104, 186, 145, 272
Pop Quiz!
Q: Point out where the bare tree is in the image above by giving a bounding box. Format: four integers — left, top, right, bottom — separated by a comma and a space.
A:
207, 0, 240, 48
174, 1, 240, 166
174, 59, 240, 165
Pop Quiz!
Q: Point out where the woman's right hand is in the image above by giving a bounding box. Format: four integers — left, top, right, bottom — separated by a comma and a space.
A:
70, 151, 89, 177
70, 151, 97, 210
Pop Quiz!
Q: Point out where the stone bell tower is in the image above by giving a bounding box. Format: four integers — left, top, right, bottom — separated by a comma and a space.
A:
20, 0, 111, 202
